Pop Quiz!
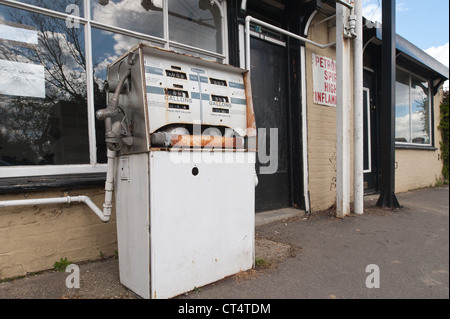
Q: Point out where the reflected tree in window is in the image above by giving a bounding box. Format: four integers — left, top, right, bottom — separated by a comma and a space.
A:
411, 79, 430, 144
169, 0, 223, 53
395, 68, 431, 145
0, 6, 90, 165
14, 0, 84, 16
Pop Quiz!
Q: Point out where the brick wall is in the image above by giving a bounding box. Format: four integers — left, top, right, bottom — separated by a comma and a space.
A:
0, 187, 117, 279
305, 16, 346, 212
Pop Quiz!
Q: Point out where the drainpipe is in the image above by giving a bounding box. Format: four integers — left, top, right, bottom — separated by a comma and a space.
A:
102, 148, 116, 218
0, 70, 133, 223
240, 0, 247, 14
0, 148, 116, 222
0, 195, 111, 222
353, 0, 364, 215
0, 54, 134, 222
0, 150, 115, 223
244, 16, 336, 70
0, 149, 115, 222
335, 2, 351, 218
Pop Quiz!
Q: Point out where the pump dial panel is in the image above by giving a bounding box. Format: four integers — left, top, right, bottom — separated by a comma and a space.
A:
143, 51, 248, 136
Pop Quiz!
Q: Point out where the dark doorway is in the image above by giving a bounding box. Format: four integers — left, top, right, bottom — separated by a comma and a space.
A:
363, 69, 379, 194
250, 36, 290, 212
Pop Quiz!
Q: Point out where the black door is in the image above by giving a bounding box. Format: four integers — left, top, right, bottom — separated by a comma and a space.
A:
250, 36, 290, 212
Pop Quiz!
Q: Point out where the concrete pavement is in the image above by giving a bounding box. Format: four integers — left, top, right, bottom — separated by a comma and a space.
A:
183, 186, 449, 299
0, 186, 448, 299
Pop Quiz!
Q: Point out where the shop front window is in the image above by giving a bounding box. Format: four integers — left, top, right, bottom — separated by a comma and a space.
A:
91, 27, 163, 163
14, 0, 84, 16
91, 0, 163, 38
0, 4, 89, 165
395, 69, 411, 143
0, 0, 227, 174
169, 0, 223, 54
395, 68, 432, 145
410, 76, 430, 144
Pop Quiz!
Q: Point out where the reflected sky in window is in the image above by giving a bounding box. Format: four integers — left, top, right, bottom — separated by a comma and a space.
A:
13, 0, 84, 16
169, 0, 222, 53
0, 5, 89, 165
395, 68, 431, 144
91, 0, 163, 38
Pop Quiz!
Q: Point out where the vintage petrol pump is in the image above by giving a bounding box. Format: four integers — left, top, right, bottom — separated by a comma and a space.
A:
96, 44, 257, 299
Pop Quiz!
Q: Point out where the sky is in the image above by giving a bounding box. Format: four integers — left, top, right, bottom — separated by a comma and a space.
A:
363, 0, 449, 81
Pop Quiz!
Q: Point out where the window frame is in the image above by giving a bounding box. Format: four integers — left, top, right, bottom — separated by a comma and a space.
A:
0, 0, 228, 179
395, 65, 433, 148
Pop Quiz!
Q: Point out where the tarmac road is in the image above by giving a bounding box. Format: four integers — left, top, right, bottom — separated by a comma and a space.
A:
0, 186, 448, 299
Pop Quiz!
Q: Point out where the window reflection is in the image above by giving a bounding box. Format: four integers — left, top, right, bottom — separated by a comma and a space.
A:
91, 0, 164, 38
91, 27, 162, 163
169, 0, 222, 53
0, 5, 89, 165
14, 0, 84, 16
0, 0, 227, 169
395, 68, 410, 143
411, 76, 430, 144
395, 68, 431, 145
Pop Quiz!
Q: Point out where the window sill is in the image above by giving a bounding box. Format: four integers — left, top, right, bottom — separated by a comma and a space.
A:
395, 144, 438, 151
0, 173, 106, 194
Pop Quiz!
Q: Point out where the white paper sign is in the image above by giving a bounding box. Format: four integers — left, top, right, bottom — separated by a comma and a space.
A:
0, 60, 45, 98
312, 53, 337, 107
0, 24, 38, 45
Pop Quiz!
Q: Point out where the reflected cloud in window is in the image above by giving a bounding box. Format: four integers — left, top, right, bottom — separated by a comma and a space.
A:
14, 0, 84, 16
0, 5, 89, 166
91, 0, 164, 38
169, 0, 222, 54
91, 27, 162, 162
395, 68, 431, 145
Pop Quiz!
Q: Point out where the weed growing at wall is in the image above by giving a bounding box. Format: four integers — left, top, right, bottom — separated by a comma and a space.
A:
53, 257, 72, 272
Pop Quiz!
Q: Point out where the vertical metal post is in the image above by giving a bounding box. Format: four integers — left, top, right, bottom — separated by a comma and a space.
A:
353, 0, 364, 215
336, 3, 351, 217
245, 16, 251, 71
376, 0, 401, 208
84, 0, 97, 165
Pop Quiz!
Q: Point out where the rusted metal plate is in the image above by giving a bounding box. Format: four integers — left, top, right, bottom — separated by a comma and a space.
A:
170, 135, 244, 149
243, 71, 257, 138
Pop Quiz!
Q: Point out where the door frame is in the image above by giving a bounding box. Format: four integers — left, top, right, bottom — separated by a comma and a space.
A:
363, 67, 380, 194
248, 29, 291, 212
239, 18, 308, 212
363, 87, 372, 174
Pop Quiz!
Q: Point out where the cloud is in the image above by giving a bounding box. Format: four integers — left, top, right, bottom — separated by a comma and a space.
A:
425, 42, 449, 67
396, 2, 409, 12
362, 0, 409, 23
362, 2, 381, 23
426, 42, 449, 90
395, 112, 410, 141
396, 111, 430, 143
91, 0, 163, 50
